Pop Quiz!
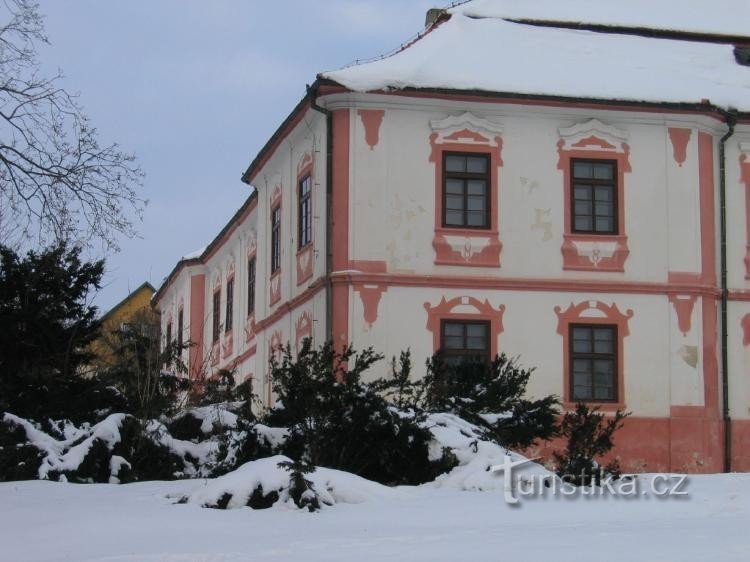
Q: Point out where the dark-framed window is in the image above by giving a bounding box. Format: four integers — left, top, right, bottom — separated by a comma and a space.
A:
443, 152, 490, 229
225, 278, 234, 332
177, 309, 183, 348
440, 320, 490, 364
298, 175, 312, 248
271, 206, 281, 273
212, 290, 221, 343
247, 257, 256, 316
166, 321, 172, 346
570, 324, 617, 401
571, 159, 617, 234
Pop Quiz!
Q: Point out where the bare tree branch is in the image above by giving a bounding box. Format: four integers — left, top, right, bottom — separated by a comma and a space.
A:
0, 0, 144, 251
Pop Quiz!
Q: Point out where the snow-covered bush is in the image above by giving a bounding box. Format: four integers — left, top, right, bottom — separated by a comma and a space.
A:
267, 340, 457, 486
180, 455, 398, 512
0, 413, 200, 483
422, 352, 560, 449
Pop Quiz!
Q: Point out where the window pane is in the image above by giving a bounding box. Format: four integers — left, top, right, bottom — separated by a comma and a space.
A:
466, 324, 487, 338
444, 336, 464, 349
593, 163, 614, 180
575, 217, 593, 231
444, 323, 464, 337
575, 201, 592, 216
573, 358, 592, 376
467, 195, 485, 211
446, 179, 464, 195
467, 180, 486, 196
593, 328, 613, 353
573, 337, 592, 353
593, 338, 613, 354
573, 385, 592, 400
466, 156, 487, 173
446, 155, 466, 172
445, 210, 463, 226
574, 186, 591, 200
594, 186, 612, 202
593, 360, 613, 377
467, 211, 486, 227
593, 385, 614, 400
594, 327, 613, 341
446, 195, 464, 211
573, 162, 593, 178
595, 217, 614, 232
466, 337, 486, 350
594, 201, 613, 217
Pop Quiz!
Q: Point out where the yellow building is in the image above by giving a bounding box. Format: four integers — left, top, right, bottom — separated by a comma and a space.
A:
90, 282, 157, 370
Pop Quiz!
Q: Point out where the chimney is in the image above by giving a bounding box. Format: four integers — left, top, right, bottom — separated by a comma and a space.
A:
734, 45, 750, 66
425, 8, 446, 28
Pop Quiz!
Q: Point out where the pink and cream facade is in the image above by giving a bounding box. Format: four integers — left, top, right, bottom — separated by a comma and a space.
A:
155, 4, 750, 473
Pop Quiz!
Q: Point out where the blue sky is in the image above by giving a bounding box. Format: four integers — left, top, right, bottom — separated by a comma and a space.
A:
37, 0, 433, 311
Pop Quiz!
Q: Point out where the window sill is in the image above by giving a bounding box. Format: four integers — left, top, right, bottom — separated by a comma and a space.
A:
269, 270, 282, 305
222, 330, 234, 359
433, 228, 502, 267
296, 244, 314, 286
562, 233, 629, 272
562, 400, 626, 413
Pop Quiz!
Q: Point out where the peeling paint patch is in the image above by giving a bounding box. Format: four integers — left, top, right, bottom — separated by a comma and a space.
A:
677, 345, 699, 368
532, 208, 553, 241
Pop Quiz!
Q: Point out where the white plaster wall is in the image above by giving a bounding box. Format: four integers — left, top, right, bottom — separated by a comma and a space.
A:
726, 129, 750, 290
157, 265, 201, 368
343, 94, 719, 284
351, 286, 691, 418
728, 301, 750, 420
251, 109, 327, 320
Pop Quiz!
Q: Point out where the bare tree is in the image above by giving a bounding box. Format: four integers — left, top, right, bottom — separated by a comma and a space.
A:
0, 0, 144, 250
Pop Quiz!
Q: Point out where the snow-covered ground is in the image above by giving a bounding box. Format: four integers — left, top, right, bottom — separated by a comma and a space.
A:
2, 472, 748, 562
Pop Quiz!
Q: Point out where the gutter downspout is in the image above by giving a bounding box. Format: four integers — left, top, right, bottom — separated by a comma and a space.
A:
718, 109, 737, 473
307, 82, 334, 343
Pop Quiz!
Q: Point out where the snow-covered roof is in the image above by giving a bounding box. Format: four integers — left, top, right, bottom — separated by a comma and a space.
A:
450, 0, 750, 39
322, 8, 750, 111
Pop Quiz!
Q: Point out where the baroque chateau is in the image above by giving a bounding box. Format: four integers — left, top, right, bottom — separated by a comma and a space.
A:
154, 0, 750, 473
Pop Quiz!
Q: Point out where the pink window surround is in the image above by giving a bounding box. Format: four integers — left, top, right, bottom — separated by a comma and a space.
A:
296, 152, 314, 286
428, 112, 503, 268
555, 300, 633, 411
295, 310, 313, 352
267, 330, 283, 406
557, 119, 631, 272
738, 144, 750, 278
424, 296, 505, 358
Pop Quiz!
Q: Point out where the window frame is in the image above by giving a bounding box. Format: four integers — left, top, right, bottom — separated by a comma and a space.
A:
247, 257, 256, 317
177, 308, 183, 349
212, 290, 221, 343
298, 174, 312, 249
570, 158, 618, 235
568, 323, 618, 403
441, 151, 491, 230
439, 319, 491, 364
271, 205, 281, 274
225, 277, 234, 333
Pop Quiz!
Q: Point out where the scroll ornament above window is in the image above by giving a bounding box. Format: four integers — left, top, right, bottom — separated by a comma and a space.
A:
429, 112, 504, 268
557, 119, 631, 272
